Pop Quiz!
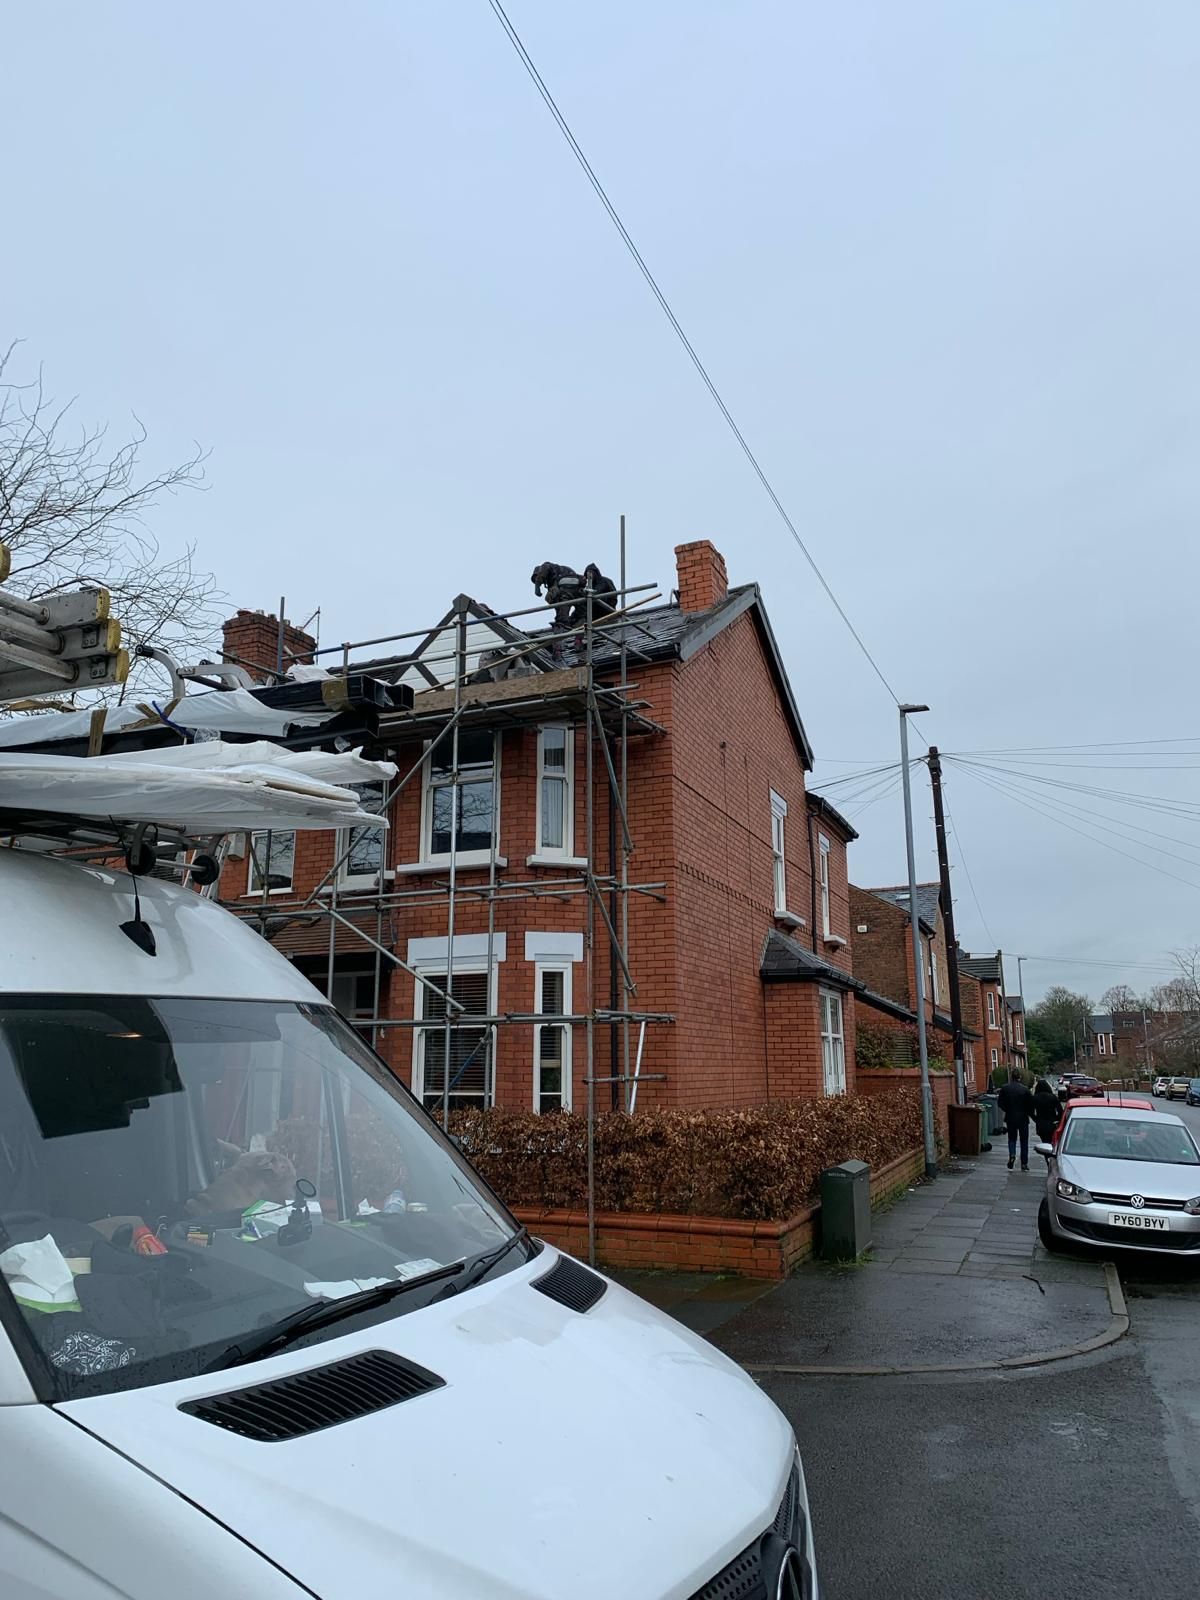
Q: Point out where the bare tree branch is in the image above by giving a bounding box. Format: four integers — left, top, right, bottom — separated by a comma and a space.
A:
0, 342, 223, 705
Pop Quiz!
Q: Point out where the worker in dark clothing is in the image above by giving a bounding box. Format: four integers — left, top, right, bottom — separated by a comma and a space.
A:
997, 1067, 1036, 1171
1032, 1079, 1062, 1148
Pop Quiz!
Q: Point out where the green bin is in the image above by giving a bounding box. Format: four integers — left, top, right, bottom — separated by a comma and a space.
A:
820, 1159, 871, 1261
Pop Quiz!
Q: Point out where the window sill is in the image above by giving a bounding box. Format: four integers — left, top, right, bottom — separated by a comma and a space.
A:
823, 933, 848, 949
527, 854, 589, 870
395, 855, 508, 876
242, 887, 294, 898
774, 910, 806, 931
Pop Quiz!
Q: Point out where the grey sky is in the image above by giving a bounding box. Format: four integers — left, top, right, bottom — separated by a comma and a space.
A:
7, 2, 1200, 1001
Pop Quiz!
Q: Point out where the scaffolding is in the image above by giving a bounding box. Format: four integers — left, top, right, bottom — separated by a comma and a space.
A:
237, 529, 673, 1263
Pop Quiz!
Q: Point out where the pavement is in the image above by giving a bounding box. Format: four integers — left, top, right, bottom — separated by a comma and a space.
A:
618, 1101, 1200, 1598
619, 1141, 1118, 1370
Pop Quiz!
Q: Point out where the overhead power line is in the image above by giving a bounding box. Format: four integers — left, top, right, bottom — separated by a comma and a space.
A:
486, 0, 903, 704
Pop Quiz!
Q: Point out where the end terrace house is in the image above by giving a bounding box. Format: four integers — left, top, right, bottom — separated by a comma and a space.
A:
218, 540, 862, 1114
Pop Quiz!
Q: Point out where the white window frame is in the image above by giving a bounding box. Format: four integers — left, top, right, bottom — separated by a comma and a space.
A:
986, 990, 997, 1028
1097, 1032, 1106, 1056
245, 829, 295, 895
928, 941, 941, 1006
533, 959, 573, 1113
337, 783, 387, 891
820, 988, 846, 1095
419, 731, 500, 867
819, 832, 832, 938
990, 1047, 999, 1073
411, 958, 498, 1109
770, 790, 788, 914
535, 726, 574, 859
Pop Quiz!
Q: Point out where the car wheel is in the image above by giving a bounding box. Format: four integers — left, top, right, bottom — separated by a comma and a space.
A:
1038, 1199, 1063, 1253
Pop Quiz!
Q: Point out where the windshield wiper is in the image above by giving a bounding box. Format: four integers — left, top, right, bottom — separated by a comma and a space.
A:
432, 1226, 531, 1302
205, 1259, 466, 1373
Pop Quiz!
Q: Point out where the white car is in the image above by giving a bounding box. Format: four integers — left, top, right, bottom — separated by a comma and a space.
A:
0, 847, 818, 1600
1038, 1104, 1200, 1257
1153, 1077, 1170, 1097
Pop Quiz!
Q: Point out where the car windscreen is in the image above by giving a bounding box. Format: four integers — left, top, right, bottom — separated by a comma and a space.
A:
1062, 1116, 1200, 1165
0, 996, 519, 1399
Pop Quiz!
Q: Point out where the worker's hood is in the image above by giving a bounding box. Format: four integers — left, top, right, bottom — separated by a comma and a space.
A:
60, 1250, 793, 1600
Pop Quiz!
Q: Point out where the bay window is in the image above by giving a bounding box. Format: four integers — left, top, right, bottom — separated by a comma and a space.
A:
820, 989, 846, 1095
414, 966, 494, 1111
534, 962, 572, 1112
246, 829, 294, 894
338, 783, 386, 889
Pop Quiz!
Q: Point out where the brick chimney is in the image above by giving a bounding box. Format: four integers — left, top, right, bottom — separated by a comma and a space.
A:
674, 540, 729, 613
222, 608, 317, 683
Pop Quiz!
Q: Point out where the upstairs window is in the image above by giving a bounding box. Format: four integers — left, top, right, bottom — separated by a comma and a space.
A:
537, 727, 574, 857
1097, 1032, 1107, 1056
987, 990, 997, 1028
246, 830, 295, 894
770, 791, 788, 913
423, 731, 497, 861
819, 833, 831, 937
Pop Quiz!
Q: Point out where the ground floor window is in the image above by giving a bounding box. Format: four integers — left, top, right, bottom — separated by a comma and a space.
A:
414, 966, 494, 1112
820, 989, 846, 1095
534, 962, 572, 1112
990, 1047, 999, 1076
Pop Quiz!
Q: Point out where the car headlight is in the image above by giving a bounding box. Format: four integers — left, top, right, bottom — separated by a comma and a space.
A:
1184, 1197, 1200, 1216
1056, 1178, 1094, 1203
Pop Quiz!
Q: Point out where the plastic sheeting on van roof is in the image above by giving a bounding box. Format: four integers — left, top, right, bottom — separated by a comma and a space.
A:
0, 746, 396, 833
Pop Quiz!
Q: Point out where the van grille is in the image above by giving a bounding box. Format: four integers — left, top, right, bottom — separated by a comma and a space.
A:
690, 1463, 810, 1600
530, 1255, 607, 1313
181, 1350, 444, 1441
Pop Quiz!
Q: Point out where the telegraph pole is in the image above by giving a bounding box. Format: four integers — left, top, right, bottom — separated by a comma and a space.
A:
927, 746, 965, 1103
900, 705, 937, 1177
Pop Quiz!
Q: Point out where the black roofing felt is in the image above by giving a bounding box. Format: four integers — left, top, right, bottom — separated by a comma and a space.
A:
959, 954, 1003, 982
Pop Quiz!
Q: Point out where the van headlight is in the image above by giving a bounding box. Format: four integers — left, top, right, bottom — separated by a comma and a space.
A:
1056, 1178, 1093, 1203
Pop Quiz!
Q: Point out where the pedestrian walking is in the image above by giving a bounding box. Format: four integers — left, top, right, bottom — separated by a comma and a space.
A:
1032, 1078, 1062, 1148
997, 1066, 1036, 1171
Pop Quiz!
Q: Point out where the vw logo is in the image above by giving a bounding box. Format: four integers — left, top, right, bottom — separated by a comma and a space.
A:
1131, 1194, 1145, 1209
776, 1547, 805, 1600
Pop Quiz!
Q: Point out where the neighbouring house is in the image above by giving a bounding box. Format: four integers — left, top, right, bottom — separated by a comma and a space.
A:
849, 882, 961, 1068
1080, 1013, 1116, 1066
959, 953, 1010, 1083
1006, 996, 1028, 1074
218, 540, 866, 1114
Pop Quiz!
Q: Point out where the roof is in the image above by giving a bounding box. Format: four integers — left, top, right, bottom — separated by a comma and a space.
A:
1006, 995, 1025, 1013
1088, 1013, 1114, 1033
1065, 1102, 1172, 1121
806, 792, 859, 842
353, 584, 815, 771
960, 953, 1003, 982
760, 929, 863, 991
865, 883, 941, 936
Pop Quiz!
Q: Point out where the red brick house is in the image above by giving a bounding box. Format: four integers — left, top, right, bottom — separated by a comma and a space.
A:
959, 953, 1011, 1084
848, 883, 963, 1062
219, 541, 864, 1113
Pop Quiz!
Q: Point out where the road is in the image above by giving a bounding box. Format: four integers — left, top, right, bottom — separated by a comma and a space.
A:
769, 1093, 1200, 1600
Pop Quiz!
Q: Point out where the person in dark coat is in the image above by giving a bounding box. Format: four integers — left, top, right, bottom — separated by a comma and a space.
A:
997, 1066, 1036, 1171
1032, 1079, 1062, 1149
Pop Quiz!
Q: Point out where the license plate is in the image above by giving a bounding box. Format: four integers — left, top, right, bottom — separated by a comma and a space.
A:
1108, 1212, 1168, 1231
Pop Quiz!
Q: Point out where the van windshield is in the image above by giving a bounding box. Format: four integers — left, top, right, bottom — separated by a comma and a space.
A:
0, 995, 523, 1399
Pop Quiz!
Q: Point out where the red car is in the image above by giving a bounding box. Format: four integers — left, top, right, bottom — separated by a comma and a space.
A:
1050, 1095, 1155, 1150
1057, 1073, 1105, 1101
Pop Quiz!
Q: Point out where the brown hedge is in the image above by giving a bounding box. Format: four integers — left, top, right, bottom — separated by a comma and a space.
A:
449, 1089, 924, 1222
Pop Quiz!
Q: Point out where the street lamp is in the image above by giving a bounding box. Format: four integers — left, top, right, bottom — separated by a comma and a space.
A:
899, 704, 937, 1178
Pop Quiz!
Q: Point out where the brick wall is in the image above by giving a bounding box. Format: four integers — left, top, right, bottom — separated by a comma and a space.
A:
222, 610, 316, 682
675, 540, 729, 612
856, 1067, 954, 1140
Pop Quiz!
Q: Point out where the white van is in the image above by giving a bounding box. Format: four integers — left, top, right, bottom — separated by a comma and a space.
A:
0, 847, 817, 1600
